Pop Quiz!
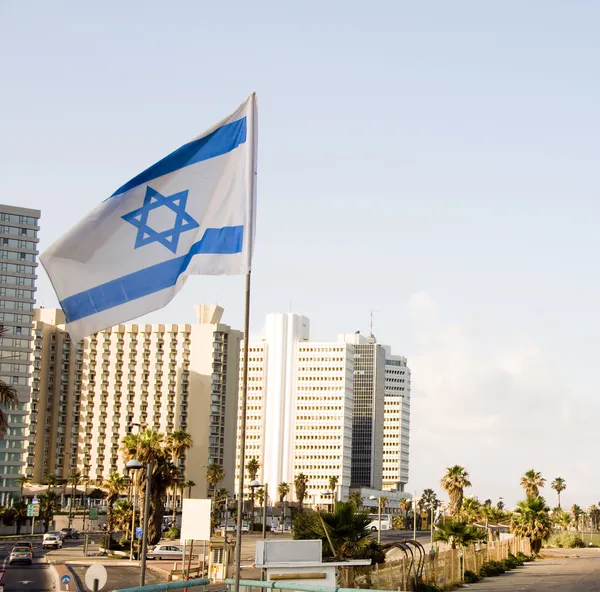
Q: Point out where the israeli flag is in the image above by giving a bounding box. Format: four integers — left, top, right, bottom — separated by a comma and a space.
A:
41, 94, 257, 341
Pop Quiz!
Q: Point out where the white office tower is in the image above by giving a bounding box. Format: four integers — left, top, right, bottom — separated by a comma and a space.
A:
382, 348, 411, 491
236, 313, 355, 505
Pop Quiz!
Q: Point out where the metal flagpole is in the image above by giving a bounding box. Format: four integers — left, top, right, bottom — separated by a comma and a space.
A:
233, 272, 252, 592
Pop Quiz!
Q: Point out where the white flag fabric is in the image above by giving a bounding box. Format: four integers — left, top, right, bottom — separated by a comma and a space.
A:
41, 94, 257, 341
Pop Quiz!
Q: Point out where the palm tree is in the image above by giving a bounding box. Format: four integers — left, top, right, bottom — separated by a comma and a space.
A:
349, 491, 363, 510
399, 498, 411, 526
257, 488, 265, 507
43, 474, 58, 494
165, 430, 193, 522
12, 501, 27, 535
433, 518, 487, 549
246, 457, 260, 481
278, 482, 290, 504
294, 502, 385, 563
294, 473, 309, 511
440, 465, 472, 516
571, 504, 583, 527
16, 475, 30, 501
461, 497, 482, 523
553, 509, 572, 531
520, 470, 545, 499
206, 464, 224, 498
68, 471, 82, 528
589, 505, 600, 532
113, 500, 133, 533
121, 429, 178, 545
39, 490, 59, 532
551, 477, 566, 508
421, 489, 439, 524
105, 472, 126, 544
0, 328, 18, 436
328, 476, 339, 501
511, 496, 552, 554
184, 480, 196, 498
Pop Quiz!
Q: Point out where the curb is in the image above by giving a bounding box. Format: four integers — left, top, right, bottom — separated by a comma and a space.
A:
49, 563, 80, 592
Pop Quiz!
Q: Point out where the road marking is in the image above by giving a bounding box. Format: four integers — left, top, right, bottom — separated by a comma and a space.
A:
17, 581, 34, 584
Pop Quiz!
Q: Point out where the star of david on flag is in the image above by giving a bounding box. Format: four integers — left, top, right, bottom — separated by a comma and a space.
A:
41, 94, 257, 341
122, 187, 199, 254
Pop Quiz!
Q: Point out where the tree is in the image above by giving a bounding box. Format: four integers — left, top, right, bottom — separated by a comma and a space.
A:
571, 504, 583, 527
551, 477, 566, 508
105, 472, 126, 541
39, 490, 59, 532
589, 505, 600, 531
520, 470, 545, 499
421, 489, 439, 522
246, 457, 260, 481
68, 471, 82, 529
278, 482, 290, 504
294, 473, 309, 510
0, 328, 18, 435
440, 465, 472, 516
16, 475, 30, 501
12, 501, 27, 535
349, 491, 363, 510
113, 500, 133, 534
511, 496, 552, 555
206, 463, 224, 532
43, 474, 58, 494
184, 480, 196, 498
121, 429, 178, 545
328, 476, 339, 501
379, 496, 388, 513
293, 501, 385, 563
461, 497, 482, 524
165, 430, 193, 522
553, 509, 572, 531
399, 498, 411, 525
433, 518, 487, 549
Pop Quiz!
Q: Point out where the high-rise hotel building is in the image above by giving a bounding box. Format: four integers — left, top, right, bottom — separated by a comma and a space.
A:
236, 313, 411, 505
27, 304, 242, 498
0, 205, 40, 504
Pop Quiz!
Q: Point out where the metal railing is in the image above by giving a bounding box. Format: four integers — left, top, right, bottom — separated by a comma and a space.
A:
111, 578, 210, 592
224, 579, 409, 592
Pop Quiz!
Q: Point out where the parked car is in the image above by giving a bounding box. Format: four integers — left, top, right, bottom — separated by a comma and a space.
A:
15, 541, 34, 557
42, 534, 63, 549
147, 544, 185, 560
60, 528, 80, 539
9, 546, 33, 565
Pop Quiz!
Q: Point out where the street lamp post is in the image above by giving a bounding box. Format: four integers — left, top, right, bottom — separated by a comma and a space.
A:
139, 461, 153, 587
369, 495, 382, 544
126, 459, 142, 562
413, 497, 421, 540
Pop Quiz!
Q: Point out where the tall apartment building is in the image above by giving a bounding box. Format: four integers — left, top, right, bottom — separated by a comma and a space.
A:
236, 313, 355, 505
0, 205, 40, 504
27, 305, 242, 498
235, 313, 411, 505
382, 350, 411, 491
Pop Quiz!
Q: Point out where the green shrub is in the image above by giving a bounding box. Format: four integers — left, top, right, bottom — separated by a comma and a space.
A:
516, 551, 534, 562
508, 553, 524, 567
464, 570, 481, 583
479, 560, 506, 577
547, 532, 585, 548
416, 583, 441, 592
165, 526, 180, 540
500, 559, 513, 571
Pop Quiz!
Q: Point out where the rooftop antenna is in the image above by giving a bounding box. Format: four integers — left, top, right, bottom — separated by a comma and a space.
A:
369, 310, 380, 338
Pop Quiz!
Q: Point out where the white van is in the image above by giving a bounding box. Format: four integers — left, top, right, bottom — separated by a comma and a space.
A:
366, 514, 392, 531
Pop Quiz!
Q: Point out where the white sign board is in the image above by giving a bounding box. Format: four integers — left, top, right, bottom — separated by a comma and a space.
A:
85, 564, 107, 591
180, 498, 211, 543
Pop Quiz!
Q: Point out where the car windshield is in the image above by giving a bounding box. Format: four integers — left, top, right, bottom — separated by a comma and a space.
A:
13, 547, 30, 552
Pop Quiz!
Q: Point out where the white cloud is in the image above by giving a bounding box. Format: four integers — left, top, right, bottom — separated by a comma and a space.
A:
407, 291, 596, 509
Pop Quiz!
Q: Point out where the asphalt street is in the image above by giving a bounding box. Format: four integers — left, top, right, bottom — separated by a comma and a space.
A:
0, 537, 54, 592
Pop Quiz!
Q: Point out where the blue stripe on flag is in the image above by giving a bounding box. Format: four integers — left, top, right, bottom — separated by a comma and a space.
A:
61, 225, 244, 323
110, 117, 247, 198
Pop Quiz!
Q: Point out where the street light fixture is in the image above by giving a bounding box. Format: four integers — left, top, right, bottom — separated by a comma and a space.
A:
369, 495, 382, 544
125, 459, 143, 562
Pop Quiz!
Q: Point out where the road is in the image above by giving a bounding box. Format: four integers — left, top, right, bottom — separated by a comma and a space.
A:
0, 537, 54, 592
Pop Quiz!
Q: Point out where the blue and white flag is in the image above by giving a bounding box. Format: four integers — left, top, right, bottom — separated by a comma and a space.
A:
41, 94, 257, 341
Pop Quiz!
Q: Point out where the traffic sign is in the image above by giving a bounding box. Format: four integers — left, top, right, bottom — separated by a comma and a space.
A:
26, 504, 40, 517
32, 498, 39, 504
89, 508, 98, 520
85, 564, 107, 591
61, 575, 71, 585
135, 526, 142, 539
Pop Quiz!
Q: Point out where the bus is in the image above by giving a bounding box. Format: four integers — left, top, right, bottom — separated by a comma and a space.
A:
366, 513, 392, 531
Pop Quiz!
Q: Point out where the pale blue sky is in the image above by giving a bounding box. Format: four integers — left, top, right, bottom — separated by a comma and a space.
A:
2, 1, 599, 506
